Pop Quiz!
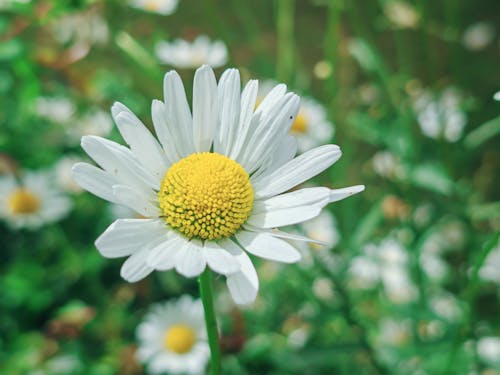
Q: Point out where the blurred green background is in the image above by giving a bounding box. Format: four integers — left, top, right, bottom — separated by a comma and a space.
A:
0, 0, 499, 374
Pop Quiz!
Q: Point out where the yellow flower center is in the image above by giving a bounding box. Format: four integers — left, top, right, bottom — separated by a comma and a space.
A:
8, 188, 40, 214
158, 152, 254, 240
290, 111, 308, 134
144, 0, 160, 11
163, 324, 196, 354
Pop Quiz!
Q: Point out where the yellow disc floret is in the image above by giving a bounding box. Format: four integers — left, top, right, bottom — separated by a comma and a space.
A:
8, 188, 40, 214
158, 152, 254, 240
290, 111, 308, 134
163, 324, 196, 354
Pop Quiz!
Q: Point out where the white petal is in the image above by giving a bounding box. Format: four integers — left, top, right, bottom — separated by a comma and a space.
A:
214, 68, 241, 156
112, 185, 160, 218
229, 79, 258, 160
248, 187, 330, 228
203, 241, 240, 275
163, 71, 195, 156
223, 239, 259, 305
236, 230, 301, 263
175, 239, 207, 277
241, 93, 300, 173
329, 185, 365, 202
192, 65, 217, 152
147, 232, 186, 270
255, 83, 286, 116
120, 249, 154, 282
111, 102, 169, 180
81, 135, 158, 191
95, 219, 166, 258
253, 144, 342, 199
71, 162, 120, 204
243, 224, 328, 246
151, 99, 182, 164
261, 135, 297, 175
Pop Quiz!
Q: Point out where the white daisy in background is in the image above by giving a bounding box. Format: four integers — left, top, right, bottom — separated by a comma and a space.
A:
348, 238, 418, 303
479, 239, 500, 284
412, 87, 467, 142
129, 0, 178, 15
66, 108, 113, 145
52, 10, 109, 47
383, 0, 420, 29
136, 295, 209, 375
477, 337, 500, 365
372, 150, 405, 179
155, 36, 228, 69
55, 155, 84, 194
429, 292, 463, 322
376, 318, 412, 347
292, 210, 340, 268
258, 81, 334, 152
72, 65, 364, 305
35, 96, 75, 124
0, 170, 72, 229
462, 22, 495, 51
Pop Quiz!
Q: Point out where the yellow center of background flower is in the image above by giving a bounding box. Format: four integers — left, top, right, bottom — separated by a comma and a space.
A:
290, 111, 308, 134
163, 324, 196, 354
8, 188, 40, 214
158, 152, 254, 240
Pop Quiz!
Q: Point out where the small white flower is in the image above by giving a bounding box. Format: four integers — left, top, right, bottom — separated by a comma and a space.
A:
136, 296, 209, 375
372, 151, 404, 179
462, 22, 495, 51
383, 1, 420, 29
349, 238, 417, 303
155, 36, 228, 69
258, 81, 334, 152
412, 87, 467, 142
377, 318, 412, 347
52, 10, 109, 47
0, 170, 72, 229
66, 108, 113, 145
430, 292, 462, 321
72, 65, 364, 305
55, 156, 84, 193
479, 239, 500, 284
129, 0, 178, 15
477, 337, 500, 364
35, 97, 75, 124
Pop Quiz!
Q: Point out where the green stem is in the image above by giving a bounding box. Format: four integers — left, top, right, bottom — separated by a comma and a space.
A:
276, 0, 295, 83
198, 269, 221, 375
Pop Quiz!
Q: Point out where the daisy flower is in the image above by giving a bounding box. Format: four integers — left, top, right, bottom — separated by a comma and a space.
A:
258, 81, 334, 152
52, 10, 109, 47
72, 65, 364, 304
136, 296, 209, 375
412, 87, 467, 142
129, 0, 178, 15
155, 36, 228, 69
0, 170, 72, 229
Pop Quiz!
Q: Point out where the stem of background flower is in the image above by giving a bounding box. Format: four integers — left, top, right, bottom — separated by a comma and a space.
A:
198, 269, 221, 375
276, 0, 295, 83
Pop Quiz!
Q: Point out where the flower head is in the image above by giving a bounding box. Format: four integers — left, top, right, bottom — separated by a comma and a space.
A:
155, 36, 228, 69
72, 65, 364, 304
0, 170, 72, 229
136, 296, 209, 374
129, 0, 178, 15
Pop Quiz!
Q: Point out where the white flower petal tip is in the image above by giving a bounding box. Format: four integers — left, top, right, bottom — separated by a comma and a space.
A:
175, 240, 207, 278
329, 185, 366, 203
236, 231, 302, 264
204, 242, 241, 276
